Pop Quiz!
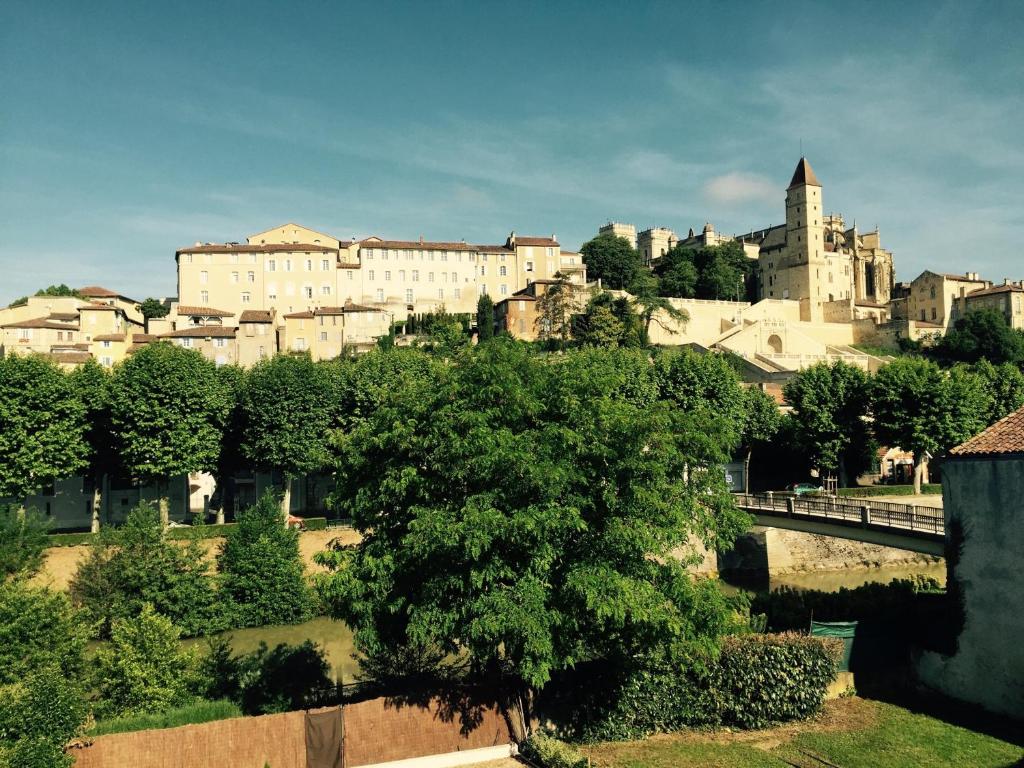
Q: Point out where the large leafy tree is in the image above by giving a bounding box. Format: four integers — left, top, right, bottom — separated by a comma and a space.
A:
212, 364, 247, 523
963, 359, 1024, 423
535, 273, 575, 345
0, 506, 50, 579
70, 359, 115, 532
69, 504, 222, 638
316, 341, 748, 694
140, 297, 170, 320
872, 358, 990, 492
240, 353, 336, 518
476, 293, 495, 342
653, 247, 698, 298
693, 241, 753, 301
109, 343, 230, 523
628, 274, 689, 346
740, 386, 782, 492
579, 234, 643, 290
783, 361, 873, 487
577, 292, 625, 347
0, 580, 88, 685
218, 491, 312, 628
930, 308, 1024, 365
656, 349, 746, 447
0, 355, 88, 502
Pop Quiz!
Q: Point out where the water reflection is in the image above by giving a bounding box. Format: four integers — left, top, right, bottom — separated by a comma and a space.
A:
720, 562, 947, 594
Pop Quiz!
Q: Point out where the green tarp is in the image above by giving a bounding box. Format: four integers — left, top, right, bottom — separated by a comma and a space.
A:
811, 620, 857, 672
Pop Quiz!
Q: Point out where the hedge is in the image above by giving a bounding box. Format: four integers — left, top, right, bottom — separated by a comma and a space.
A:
303, 517, 327, 531
519, 733, 588, 768
542, 633, 842, 741
838, 484, 941, 497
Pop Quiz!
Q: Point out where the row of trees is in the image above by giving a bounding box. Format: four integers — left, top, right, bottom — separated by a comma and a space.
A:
579, 233, 755, 302
783, 356, 1022, 490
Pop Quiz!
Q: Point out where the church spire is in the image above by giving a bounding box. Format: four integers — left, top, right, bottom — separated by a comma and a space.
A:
788, 157, 821, 189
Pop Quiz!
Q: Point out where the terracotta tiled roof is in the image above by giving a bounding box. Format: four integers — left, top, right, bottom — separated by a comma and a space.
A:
177, 243, 338, 255
939, 273, 987, 282
283, 311, 315, 319
788, 157, 821, 188
965, 284, 1024, 298
855, 300, 887, 308
360, 238, 479, 252
49, 312, 81, 321
78, 286, 119, 297
239, 310, 274, 323
314, 304, 381, 315
512, 236, 559, 247
950, 406, 1024, 457
478, 244, 515, 253
337, 262, 362, 269
45, 351, 92, 364
81, 302, 117, 311
161, 327, 236, 338
176, 305, 234, 317
2, 316, 74, 330
129, 333, 158, 342
93, 333, 126, 342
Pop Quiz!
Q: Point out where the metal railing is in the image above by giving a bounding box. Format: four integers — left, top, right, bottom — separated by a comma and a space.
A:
733, 492, 944, 538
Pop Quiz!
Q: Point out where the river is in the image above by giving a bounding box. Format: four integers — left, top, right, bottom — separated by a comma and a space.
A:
720, 561, 947, 593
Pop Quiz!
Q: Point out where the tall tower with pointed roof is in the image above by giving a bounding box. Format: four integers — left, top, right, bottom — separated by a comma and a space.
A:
784, 157, 824, 269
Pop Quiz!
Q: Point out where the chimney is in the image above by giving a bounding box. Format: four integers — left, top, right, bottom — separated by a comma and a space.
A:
419, 235, 424, 244
1005, 278, 1011, 286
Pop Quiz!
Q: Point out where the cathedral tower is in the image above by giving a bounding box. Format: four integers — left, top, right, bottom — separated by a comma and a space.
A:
784, 157, 824, 267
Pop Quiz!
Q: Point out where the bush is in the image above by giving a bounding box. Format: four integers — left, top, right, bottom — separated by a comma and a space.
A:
715, 633, 841, 729
542, 634, 841, 741
837, 484, 941, 497
46, 532, 97, 547
303, 517, 327, 531
217, 491, 313, 628
91, 699, 241, 736
0, 505, 50, 578
0, 580, 88, 685
0, 664, 87, 768
519, 732, 588, 768
92, 604, 199, 719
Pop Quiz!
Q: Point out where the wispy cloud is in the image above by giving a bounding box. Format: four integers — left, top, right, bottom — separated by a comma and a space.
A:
703, 172, 777, 205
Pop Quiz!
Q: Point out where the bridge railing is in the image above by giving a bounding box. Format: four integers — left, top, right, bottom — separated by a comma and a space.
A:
732, 493, 944, 537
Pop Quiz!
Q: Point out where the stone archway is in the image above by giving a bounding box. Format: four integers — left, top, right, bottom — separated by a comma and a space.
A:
767, 334, 783, 354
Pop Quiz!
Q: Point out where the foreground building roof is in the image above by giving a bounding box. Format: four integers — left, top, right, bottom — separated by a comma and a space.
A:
950, 406, 1024, 457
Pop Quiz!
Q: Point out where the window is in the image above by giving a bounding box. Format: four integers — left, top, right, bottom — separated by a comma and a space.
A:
305, 259, 312, 271
247, 271, 255, 283
440, 252, 448, 262
231, 271, 239, 283
405, 249, 413, 260
405, 289, 413, 303
438, 289, 444, 299
347, 271, 353, 280
451, 272, 457, 282
268, 260, 276, 272
365, 249, 374, 260
321, 285, 331, 296
268, 283, 277, 299
428, 272, 434, 283
368, 270, 375, 280
518, 300, 526, 311
920, 309, 926, 321
412, 270, 419, 282
304, 286, 313, 299
500, 284, 507, 295
181, 338, 192, 348
454, 288, 461, 299
385, 271, 392, 281
200, 271, 208, 284
525, 261, 534, 273
285, 259, 292, 272
479, 284, 487, 295
322, 259, 330, 270
546, 247, 553, 257
320, 331, 328, 342
102, 340, 111, 348
215, 338, 226, 348
230, 253, 239, 264
242, 292, 251, 303
294, 337, 306, 351
930, 285, 936, 299
101, 356, 112, 367
250, 253, 257, 263
499, 266, 507, 276
480, 265, 486, 276
931, 307, 937, 320
200, 290, 209, 304
399, 270, 406, 282
376, 289, 384, 301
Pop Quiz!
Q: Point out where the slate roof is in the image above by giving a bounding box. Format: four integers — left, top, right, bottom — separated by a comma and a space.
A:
950, 406, 1024, 457
788, 157, 821, 189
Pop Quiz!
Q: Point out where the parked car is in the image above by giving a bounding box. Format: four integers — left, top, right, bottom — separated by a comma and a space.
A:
788, 482, 823, 496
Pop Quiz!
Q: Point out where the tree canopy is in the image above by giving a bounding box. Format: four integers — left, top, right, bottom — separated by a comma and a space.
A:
140, 297, 170, 320
476, 294, 495, 342
930, 308, 1024, 366
579, 234, 643, 290
316, 341, 749, 691
0, 355, 88, 500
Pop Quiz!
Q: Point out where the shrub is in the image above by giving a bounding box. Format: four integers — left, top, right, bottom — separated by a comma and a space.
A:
519, 732, 588, 768
70, 504, 225, 638
46, 532, 97, 547
217, 491, 313, 628
0, 664, 87, 768
92, 604, 198, 719
0, 580, 88, 685
91, 699, 241, 736
837, 484, 941, 497
715, 633, 841, 729
303, 517, 328, 531
0, 505, 50, 578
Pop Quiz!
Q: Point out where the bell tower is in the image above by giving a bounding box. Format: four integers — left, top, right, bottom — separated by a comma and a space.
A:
785, 157, 824, 267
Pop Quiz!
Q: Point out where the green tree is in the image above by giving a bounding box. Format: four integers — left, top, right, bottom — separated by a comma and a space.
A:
628, 274, 689, 346
476, 293, 495, 342
109, 343, 230, 524
34, 284, 81, 298
740, 386, 782, 492
93, 604, 198, 719
218, 491, 312, 627
317, 341, 748, 694
931, 308, 1024, 365
69, 504, 222, 637
577, 293, 625, 347
70, 359, 115, 532
656, 349, 747, 447
653, 247, 698, 298
0, 355, 88, 502
240, 354, 335, 519
140, 297, 169, 320
872, 358, 990, 492
783, 361, 872, 487
0, 580, 88, 685
692, 241, 755, 301
212, 364, 247, 523
579, 234, 643, 290
967, 359, 1024, 423
0, 664, 87, 768
0, 506, 50, 579
535, 273, 575, 346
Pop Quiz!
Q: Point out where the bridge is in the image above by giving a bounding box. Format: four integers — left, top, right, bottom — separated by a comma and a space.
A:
733, 493, 946, 556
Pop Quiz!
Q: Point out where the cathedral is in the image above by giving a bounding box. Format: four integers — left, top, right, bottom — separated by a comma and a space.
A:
737, 158, 895, 321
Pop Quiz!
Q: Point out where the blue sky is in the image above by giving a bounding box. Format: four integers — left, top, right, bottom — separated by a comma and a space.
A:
2, 0, 1023, 302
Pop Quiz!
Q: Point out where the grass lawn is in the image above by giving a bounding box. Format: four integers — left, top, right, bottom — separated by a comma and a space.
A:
585, 698, 1023, 768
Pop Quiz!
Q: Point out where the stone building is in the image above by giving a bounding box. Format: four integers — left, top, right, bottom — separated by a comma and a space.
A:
598, 221, 637, 250
637, 227, 677, 267
907, 271, 989, 330
950, 280, 1024, 330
